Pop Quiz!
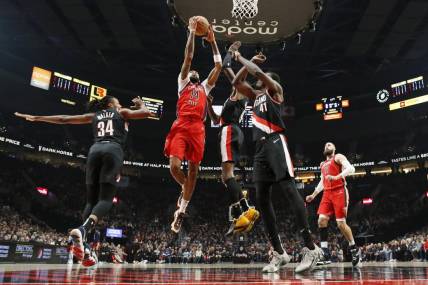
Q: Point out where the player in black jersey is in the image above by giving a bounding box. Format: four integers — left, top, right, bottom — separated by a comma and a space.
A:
15, 95, 152, 266
230, 47, 322, 273
206, 44, 262, 236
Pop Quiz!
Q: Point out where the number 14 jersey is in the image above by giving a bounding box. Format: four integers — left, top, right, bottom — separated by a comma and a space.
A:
92, 108, 128, 145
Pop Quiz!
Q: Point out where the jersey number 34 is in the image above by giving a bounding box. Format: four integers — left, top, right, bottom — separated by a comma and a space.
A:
97, 120, 114, 137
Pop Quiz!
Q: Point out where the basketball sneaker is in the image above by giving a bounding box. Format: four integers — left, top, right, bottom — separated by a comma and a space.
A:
350, 246, 362, 267
69, 227, 86, 261
82, 243, 98, 267
295, 245, 322, 273
316, 247, 332, 266
171, 210, 186, 233
225, 215, 250, 236
262, 250, 291, 273
242, 207, 260, 232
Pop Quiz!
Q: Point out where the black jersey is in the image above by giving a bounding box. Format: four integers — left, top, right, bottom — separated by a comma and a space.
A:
92, 108, 128, 145
220, 96, 247, 126
252, 91, 286, 141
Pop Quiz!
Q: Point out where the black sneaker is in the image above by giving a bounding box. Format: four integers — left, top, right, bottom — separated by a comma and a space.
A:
350, 246, 362, 267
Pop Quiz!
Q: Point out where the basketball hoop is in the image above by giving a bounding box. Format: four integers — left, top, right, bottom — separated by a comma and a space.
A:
231, 0, 258, 19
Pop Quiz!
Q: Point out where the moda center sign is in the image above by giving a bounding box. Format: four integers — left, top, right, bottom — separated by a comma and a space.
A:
169, 0, 322, 44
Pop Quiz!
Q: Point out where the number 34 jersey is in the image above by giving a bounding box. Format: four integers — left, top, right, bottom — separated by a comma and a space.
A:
252, 91, 286, 141
92, 108, 128, 145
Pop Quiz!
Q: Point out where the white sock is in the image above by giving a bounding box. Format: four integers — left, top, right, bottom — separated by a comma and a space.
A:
179, 199, 189, 213
349, 240, 355, 246
321, 241, 328, 249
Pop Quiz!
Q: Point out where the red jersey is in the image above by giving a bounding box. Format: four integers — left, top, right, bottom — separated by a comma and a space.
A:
321, 155, 345, 191
177, 75, 213, 120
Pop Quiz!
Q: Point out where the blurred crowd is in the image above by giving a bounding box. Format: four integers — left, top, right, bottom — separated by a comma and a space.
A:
0, 154, 427, 264
0, 205, 68, 246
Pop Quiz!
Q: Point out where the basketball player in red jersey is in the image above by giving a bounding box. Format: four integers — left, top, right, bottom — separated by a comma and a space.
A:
230, 47, 321, 273
306, 142, 361, 267
164, 17, 222, 233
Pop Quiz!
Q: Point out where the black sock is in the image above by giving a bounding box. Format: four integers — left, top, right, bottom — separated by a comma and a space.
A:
225, 177, 243, 204
300, 228, 315, 250
222, 52, 233, 68
229, 203, 242, 220
320, 227, 328, 245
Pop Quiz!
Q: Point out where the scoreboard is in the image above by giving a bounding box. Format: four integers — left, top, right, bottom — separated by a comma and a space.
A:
141, 97, 164, 120
210, 104, 253, 128
31, 66, 107, 107
30, 66, 164, 119
376, 75, 428, 111
315, 96, 349, 120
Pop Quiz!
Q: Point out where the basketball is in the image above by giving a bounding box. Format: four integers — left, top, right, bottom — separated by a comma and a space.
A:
195, 16, 210, 36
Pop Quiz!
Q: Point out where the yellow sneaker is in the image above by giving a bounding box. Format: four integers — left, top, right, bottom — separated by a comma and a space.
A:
225, 215, 250, 236
242, 207, 260, 233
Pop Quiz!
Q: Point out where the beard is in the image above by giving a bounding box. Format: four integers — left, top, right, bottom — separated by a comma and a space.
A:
323, 149, 334, 156
190, 76, 199, 84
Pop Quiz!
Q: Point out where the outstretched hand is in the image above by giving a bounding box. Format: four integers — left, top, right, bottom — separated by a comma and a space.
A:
15, 112, 36, 121
203, 26, 215, 42
228, 41, 241, 53
188, 17, 198, 33
251, 52, 266, 64
130, 96, 145, 110
232, 51, 241, 61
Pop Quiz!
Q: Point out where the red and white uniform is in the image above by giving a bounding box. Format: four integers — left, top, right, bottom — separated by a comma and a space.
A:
317, 155, 349, 221
164, 74, 214, 164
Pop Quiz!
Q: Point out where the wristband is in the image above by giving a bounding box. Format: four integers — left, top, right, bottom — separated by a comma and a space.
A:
213, 54, 222, 63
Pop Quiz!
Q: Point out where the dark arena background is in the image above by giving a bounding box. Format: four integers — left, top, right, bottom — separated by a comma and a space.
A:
1, 0, 428, 284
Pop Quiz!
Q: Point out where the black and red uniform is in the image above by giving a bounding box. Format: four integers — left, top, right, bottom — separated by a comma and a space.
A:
252, 91, 294, 182
218, 95, 247, 164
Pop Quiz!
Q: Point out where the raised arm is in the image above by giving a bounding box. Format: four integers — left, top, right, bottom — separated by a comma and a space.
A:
180, 17, 198, 80
234, 51, 283, 102
15, 112, 94, 124
206, 95, 221, 125
119, 97, 154, 120
231, 53, 267, 100
204, 27, 222, 87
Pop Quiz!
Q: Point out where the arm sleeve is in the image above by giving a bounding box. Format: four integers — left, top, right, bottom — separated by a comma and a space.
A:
201, 79, 214, 95
314, 176, 324, 195
339, 159, 355, 178
178, 73, 190, 94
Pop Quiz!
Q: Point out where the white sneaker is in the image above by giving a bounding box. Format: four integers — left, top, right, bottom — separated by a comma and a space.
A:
262, 250, 291, 273
295, 245, 322, 273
